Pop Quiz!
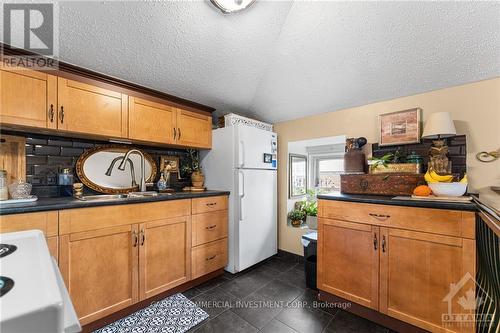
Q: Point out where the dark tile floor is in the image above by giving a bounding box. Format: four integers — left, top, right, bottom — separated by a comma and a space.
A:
185, 252, 391, 333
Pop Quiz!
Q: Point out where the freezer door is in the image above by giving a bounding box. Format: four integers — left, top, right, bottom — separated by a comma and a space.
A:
236, 169, 277, 271
235, 126, 277, 170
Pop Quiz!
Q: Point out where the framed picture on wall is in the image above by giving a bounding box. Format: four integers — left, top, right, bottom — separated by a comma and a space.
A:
160, 155, 180, 177
289, 154, 307, 198
378, 108, 421, 146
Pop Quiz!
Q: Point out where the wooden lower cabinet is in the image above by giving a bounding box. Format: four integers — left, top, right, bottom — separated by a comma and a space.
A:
0, 211, 59, 260
139, 216, 191, 300
192, 238, 228, 279
318, 218, 379, 310
318, 200, 476, 333
59, 224, 139, 325
379, 228, 475, 333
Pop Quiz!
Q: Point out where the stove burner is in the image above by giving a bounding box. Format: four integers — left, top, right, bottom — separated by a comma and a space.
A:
0, 244, 17, 258
0, 276, 14, 297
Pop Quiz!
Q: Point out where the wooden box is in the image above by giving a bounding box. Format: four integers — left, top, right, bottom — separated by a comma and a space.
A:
340, 173, 425, 196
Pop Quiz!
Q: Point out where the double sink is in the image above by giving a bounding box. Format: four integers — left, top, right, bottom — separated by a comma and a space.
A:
76, 191, 172, 202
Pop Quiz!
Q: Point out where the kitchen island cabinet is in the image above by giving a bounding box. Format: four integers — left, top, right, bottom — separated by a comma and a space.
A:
317, 197, 476, 333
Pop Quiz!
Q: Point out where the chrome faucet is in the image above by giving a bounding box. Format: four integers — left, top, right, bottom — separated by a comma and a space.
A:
105, 156, 137, 188
118, 149, 146, 192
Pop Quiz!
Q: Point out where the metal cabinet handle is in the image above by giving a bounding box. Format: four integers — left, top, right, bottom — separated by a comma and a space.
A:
48, 104, 54, 122
206, 203, 216, 207
369, 213, 391, 221
132, 230, 138, 247
206, 225, 217, 230
382, 235, 386, 252
140, 229, 145, 246
178, 128, 181, 140
59, 106, 65, 124
206, 255, 217, 261
373, 233, 378, 250
173, 127, 176, 140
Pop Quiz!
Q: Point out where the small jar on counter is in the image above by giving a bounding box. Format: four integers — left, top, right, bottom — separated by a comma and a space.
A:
0, 170, 8, 201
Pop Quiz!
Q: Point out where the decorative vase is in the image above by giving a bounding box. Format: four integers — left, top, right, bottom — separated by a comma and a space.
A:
305, 216, 318, 230
191, 170, 205, 188
291, 219, 303, 228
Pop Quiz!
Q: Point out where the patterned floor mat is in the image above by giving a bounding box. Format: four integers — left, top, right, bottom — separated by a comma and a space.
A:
93, 293, 209, 333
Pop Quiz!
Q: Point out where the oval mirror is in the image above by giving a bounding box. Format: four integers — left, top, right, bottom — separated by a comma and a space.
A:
76, 145, 157, 194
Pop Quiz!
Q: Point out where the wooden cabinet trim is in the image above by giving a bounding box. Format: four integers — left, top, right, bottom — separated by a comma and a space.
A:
63, 78, 122, 98
0, 211, 58, 237
318, 200, 472, 239
59, 199, 191, 234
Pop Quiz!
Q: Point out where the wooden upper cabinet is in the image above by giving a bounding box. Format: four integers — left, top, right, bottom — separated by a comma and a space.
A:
318, 218, 380, 310
57, 77, 128, 138
139, 216, 191, 300
128, 96, 176, 144
379, 228, 475, 333
176, 108, 212, 149
0, 67, 57, 129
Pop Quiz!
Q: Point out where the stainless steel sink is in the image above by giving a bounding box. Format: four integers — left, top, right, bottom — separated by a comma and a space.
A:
76, 191, 160, 201
76, 194, 128, 201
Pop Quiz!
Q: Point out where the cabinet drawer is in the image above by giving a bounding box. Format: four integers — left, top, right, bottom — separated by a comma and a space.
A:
192, 196, 228, 214
192, 211, 228, 246
0, 211, 58, 237
318, 200, 475, 239
192, 238, 227, 279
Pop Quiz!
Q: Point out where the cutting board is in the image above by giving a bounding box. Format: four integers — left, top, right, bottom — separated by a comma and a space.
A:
0, 135, 26, 183
393, 195, 473, 203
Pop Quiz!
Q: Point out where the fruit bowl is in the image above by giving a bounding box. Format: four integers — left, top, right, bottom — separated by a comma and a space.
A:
428, 182, 467, 197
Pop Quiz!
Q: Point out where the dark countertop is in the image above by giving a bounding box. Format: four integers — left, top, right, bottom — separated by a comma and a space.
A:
0, 190, 230, 215
317, 192, 478, 211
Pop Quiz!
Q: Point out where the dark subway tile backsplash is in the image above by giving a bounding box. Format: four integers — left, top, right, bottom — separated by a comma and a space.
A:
3, 131, 193, 198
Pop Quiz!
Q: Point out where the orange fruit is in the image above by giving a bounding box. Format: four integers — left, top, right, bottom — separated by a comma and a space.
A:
413, 185, 432, 197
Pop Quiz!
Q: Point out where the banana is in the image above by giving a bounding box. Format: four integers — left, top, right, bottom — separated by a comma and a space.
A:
460, 174, 468, 184
424, 171, 438, 183
425, 170, 454, 183
429, 170, 454, 182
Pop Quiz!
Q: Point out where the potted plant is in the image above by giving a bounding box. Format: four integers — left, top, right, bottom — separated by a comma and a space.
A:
288, 209, 305, 228
302, 200, 318, 229
181, 149, 205, 188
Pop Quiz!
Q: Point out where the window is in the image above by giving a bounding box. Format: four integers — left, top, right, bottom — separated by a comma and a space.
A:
312, 156, 344, 192
289, 154, 307, 198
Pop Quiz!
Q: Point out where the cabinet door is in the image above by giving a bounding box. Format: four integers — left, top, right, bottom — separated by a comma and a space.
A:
379, 228, 475, 333
176, 108, 212, 149
128, 96, 176, 144
0, 68, 56, 129
59, 225, 139, 325
139, 216, 191, 300
57, 78, 127, 137
318, 218, 379, 310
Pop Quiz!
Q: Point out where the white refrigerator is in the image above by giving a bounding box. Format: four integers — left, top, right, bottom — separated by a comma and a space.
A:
201, 125, 278, 273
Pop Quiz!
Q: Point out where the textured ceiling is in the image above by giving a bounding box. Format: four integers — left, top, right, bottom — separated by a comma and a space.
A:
2, 1, 499, 123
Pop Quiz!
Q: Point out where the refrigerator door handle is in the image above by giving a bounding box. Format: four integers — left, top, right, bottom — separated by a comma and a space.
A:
239, 140, 245, 167
238, 170, 245, 221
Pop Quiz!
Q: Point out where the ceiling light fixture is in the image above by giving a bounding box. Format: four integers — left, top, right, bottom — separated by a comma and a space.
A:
210, 0, 256, 14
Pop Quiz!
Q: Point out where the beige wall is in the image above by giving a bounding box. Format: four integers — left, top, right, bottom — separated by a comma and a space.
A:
274, 77, 500, 255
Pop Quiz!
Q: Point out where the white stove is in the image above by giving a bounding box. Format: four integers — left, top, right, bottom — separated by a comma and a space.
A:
0, 230, 81, 333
